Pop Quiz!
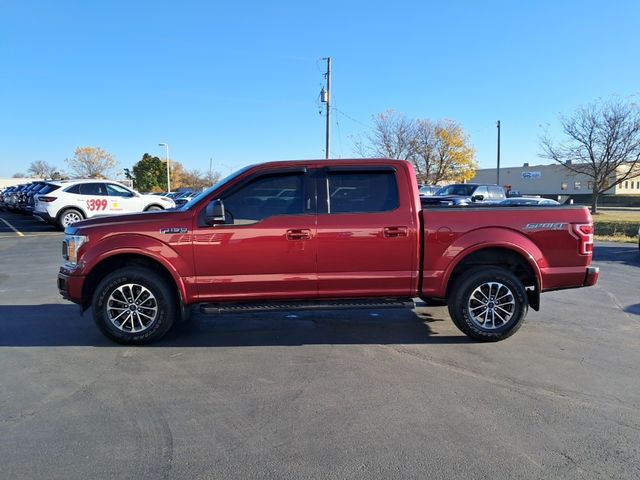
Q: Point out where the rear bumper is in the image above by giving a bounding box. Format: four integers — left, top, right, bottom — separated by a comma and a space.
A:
584, 266, 599, 287
58, 268, 85, 304
541, 265, 599, 291
33, 211, 56, 224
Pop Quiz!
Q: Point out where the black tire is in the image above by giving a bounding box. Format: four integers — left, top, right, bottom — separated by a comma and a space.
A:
145, 204, 163, 211
57, 208, 84, 229
92, 267, 177, 344
447, 267, 528, 342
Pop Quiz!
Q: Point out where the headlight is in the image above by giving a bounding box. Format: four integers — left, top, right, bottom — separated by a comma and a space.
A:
63, 234, 89, 266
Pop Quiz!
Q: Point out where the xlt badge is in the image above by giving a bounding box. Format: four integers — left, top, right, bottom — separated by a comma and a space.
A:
160, 227, 189, 234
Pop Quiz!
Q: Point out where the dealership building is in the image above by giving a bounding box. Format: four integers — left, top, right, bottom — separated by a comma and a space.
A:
470, 162, 640, 196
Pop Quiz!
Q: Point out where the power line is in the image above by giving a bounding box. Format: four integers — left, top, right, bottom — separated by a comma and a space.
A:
332, 107, 373, 130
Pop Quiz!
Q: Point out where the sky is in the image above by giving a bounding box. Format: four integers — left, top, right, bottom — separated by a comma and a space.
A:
1, 0, 639, 179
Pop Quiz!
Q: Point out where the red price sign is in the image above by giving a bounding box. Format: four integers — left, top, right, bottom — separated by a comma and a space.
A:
87, 198, 108, 211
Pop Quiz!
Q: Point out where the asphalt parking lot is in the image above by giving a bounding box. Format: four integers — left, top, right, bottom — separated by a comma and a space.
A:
0, 211, 638, 479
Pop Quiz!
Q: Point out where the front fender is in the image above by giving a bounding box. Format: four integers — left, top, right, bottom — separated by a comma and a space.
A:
78, 233, 192, 303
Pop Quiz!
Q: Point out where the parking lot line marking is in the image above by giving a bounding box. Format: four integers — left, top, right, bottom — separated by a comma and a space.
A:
0, 218, 24, 237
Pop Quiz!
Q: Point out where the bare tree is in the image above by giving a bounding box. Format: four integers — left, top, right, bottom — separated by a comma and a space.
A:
66, 146, 117, 178
27, 160, 59, 178
355, 111, 477, 184
540, 98, 640, 213
355, 110, 416, 160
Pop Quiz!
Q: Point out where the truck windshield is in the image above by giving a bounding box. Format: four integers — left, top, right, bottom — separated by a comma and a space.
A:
180, 165, 254, 210
435, 185, 477, 196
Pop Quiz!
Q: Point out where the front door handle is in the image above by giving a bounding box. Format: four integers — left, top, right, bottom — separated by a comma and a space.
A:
286, 229, 312, 240
384, 226, 408, 238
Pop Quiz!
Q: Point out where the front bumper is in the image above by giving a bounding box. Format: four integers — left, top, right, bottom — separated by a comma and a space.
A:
58, 268, 85, 304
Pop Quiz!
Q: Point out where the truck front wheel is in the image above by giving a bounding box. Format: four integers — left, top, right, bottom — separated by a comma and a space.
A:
92, 267, 176, 344
448, 267, 528, 342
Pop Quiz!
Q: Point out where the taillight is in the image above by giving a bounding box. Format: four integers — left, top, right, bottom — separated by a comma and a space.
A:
38, 196, 57, 202
573, 223, 593, 255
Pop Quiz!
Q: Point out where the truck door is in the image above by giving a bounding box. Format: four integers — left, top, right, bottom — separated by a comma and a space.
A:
316, 166, 418, 298
192, 168, 318, 302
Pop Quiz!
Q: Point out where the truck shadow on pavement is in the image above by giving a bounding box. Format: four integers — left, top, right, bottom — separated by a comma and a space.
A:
593, 243, 640, 266
0, 304, 471, 347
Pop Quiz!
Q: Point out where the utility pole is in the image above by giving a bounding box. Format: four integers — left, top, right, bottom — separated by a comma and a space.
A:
496, 120, 501, 185
320, 57, 331, 159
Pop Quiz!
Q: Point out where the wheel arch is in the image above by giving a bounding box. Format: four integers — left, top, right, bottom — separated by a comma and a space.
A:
144, 203, 164, 211
445, 246, 541, 311
82, 252, 186, 312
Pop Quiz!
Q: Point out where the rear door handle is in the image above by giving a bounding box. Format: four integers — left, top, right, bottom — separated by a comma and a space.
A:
384, 226, 408, 238
286, 229, 312, 240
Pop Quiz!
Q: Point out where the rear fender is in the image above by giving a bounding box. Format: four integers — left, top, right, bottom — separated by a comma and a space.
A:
431, 227, 545, 298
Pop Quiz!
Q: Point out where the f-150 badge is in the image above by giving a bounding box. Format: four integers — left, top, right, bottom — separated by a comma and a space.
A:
160, 227, 189, 234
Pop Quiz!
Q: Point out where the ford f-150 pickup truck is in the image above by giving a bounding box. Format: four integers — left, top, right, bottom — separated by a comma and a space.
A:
57, 159, 599, 344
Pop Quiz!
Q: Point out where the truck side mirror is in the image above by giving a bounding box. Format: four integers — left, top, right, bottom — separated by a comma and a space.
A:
472, 194, 484, 202
204, 199, 226, 225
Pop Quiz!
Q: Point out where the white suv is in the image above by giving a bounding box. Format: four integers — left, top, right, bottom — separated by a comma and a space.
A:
34, 179, 175, 228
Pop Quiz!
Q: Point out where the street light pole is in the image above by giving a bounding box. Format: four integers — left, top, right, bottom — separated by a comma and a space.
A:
496, 121, 501, 185
158, 143, 170, 192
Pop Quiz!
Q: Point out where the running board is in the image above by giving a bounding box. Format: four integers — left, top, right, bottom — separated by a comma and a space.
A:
199, 298, 415, 315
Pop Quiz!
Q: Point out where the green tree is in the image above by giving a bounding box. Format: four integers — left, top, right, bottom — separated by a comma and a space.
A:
131, 153, 164, 192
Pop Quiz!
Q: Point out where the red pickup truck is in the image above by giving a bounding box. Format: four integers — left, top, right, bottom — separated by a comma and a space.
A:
57, 159, 598, 344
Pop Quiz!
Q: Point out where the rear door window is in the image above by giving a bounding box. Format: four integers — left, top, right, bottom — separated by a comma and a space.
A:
327, 171, 399, 213
78, 183, 107, 196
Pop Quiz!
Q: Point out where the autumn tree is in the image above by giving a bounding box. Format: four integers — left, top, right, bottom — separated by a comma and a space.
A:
413, 119, 477, 184
169, 162, 221, 190
355, 110, 477, 184
540, 97, 640, 213
66, 147, 117, 178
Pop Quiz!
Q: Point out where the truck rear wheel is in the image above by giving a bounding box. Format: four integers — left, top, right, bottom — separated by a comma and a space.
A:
448, 267, 528, 342
92, 267, 176, 344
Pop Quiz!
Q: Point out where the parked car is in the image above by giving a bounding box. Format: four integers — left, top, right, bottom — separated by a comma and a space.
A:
34, 179, 175, 228
421, 183, 507, 206
57, 159, 598, 345
0, 185, 18, 210
173, 191, 198, 208
498, 197, 560, 206
418, 185, 439, 196
24, 181, 49, 214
